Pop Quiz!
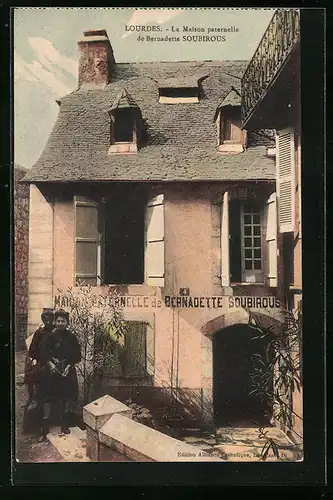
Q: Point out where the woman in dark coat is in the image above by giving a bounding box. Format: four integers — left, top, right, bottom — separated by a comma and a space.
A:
37, 309, 81, 440
23, 308, 54, 408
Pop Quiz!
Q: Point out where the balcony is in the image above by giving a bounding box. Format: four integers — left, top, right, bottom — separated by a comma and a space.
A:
241, 9, 300, 130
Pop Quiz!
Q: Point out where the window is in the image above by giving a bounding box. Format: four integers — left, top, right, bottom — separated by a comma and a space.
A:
221, 109, 243, 143
108, 88, 142, 154
114, 110, 133, 142
104, 194, 145, 284
241, 204, 263, 281
214, 87, 245, 153
158, 86, 199, 104
212, 191, 277, 287
74, 196, 102, 286
109, 108, 137, 153
74, 191, 165, 287
218, 107, 244, 153
229, 200, 264, 284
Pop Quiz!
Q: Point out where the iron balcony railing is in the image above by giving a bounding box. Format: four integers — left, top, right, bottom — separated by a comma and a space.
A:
241, 9, 300, 126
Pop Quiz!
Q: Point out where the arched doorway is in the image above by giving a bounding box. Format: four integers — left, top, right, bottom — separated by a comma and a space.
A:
213, 324, 272, 427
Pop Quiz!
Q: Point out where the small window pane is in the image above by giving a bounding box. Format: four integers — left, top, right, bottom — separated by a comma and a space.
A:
253, 214, 261, 224
244, 226, 252, 236
254, 237, 261, 248
245, 249, 252, 258
254, 248, 261, 258
244, 215, 251, 224
244, 237, 252, 247
254, 260, 262, 270
76, 205, 99, 239
245, 260, 252, 270
76, 241, 97, 275
253, 225, 261, 236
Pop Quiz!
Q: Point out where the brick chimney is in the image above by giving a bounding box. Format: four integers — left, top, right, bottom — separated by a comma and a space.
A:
78, 29, 115, 88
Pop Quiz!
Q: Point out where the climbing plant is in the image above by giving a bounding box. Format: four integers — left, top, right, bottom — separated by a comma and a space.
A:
56, 285, 128, 405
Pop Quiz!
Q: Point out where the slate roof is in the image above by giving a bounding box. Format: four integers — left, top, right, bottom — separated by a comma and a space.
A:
23, 61, 275, 183
157, 74, 208, 88
219, 87, 241, 108
109, 88, 140, 112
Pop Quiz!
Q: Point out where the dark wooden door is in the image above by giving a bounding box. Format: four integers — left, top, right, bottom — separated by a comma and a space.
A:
213, 324, 272, 426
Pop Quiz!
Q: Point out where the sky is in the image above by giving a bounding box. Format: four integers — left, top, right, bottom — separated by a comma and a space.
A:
14, 7, 276, 168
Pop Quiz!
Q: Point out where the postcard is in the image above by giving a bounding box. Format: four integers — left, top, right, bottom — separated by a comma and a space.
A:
14, 7, 304, 465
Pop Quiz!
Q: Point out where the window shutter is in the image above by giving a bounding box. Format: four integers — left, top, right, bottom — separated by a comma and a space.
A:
146, 323, 155, 376
124, 322, 147, 377
221, 191, 230, 286
276, 128, 296, 233
211, 200, 222, 285
74, 196, 101, 286
229, 199, 242, 283
265, 193, 278, 287
145, 194, 165, 286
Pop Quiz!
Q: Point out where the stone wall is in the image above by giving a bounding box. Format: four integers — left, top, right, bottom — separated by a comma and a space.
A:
83, 395, 223, 462
27, 185, 54, 334
14, 166, 29, 350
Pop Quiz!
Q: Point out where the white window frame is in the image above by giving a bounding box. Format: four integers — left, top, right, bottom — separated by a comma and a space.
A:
240, 203, 264, 284
74, 197, 102, 286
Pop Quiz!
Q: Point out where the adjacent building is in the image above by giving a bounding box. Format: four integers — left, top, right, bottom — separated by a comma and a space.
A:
14, 164, 30, 351
22, 26, 293, 428
242, 8, 302, 439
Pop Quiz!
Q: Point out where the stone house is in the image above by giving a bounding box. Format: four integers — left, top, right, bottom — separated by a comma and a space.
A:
14, 164, 30, 350
241, 9, 302, 439
22, 28, 290, 428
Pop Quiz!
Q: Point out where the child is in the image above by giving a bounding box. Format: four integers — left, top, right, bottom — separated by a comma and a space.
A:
37, 309, 81, 440
23, 308, 55, 409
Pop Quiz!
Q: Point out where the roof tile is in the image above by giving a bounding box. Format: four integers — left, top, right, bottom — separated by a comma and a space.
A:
23, 61, 275, 183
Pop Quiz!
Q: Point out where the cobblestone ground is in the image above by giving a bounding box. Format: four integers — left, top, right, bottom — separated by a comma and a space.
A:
15, 351, 64, 463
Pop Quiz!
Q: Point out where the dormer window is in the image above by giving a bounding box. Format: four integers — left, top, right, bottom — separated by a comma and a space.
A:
157, 75, 207, 104
159, 86, 199, 104
108, 88, 143, 154
214, 87, 246, 154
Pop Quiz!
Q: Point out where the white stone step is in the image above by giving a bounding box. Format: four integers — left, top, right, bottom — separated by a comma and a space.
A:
47, 426, 91, 462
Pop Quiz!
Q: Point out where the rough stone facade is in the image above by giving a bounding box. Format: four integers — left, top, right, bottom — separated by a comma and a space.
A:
14, 165, 30, 350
